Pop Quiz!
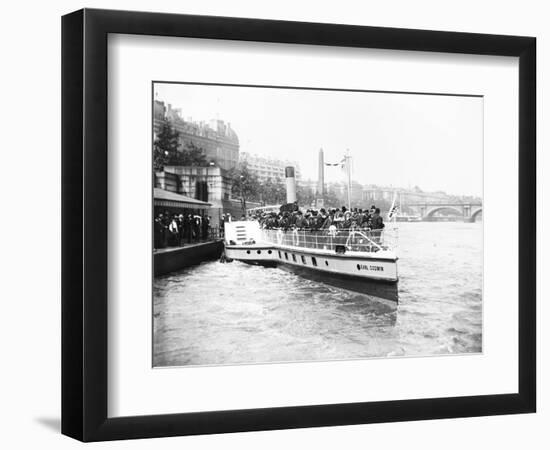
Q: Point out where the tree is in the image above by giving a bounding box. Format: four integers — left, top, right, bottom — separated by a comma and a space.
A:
153, 120, 208, 172
261, 177, 286, 205
296, 184, 315, 207
173, 141, 208, 167
153, 120, 179, 171
227, 162, 261, 211
323, 185, 343, 209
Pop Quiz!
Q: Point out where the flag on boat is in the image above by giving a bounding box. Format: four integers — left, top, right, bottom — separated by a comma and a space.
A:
325, 158, 345, 167
388, 191, 399, 221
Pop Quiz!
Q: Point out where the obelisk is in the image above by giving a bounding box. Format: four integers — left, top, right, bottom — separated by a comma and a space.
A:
316, 148, 325, 207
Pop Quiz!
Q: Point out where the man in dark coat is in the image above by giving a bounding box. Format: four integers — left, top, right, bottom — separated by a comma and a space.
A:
154, 214, 165, 249
185, 214, 193, 243
370, 207, 385, 248
177, 214, 185, 246
294, 211, 306, 229
202, 215, 210, 240
371, 208, 384, 230
193, 216, 201, 241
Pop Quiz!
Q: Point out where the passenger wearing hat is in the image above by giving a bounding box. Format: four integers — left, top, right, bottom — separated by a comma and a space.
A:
295, 210, 307, 229
371, 208, 384, 230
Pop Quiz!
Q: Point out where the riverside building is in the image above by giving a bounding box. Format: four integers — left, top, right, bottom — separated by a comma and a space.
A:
154, 100, 240, 171
240, 152, 302, 185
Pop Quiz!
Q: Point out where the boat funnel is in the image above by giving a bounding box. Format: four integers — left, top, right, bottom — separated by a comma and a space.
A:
285, 166, 297, 204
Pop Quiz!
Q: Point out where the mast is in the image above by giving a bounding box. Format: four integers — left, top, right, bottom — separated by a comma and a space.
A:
388, 189, 398, 222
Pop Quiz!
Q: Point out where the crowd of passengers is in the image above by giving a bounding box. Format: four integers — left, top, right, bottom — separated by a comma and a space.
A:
154, 211, 211, 249
250, 204, 385, 232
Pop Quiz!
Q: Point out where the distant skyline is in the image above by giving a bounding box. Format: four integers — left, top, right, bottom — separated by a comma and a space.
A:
154, 82, 483, 197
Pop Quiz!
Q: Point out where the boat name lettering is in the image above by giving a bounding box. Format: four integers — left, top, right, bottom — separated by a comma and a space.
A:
359, 264, 384, 271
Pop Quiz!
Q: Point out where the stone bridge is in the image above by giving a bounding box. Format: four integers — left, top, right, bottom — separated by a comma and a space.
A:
407, 203, 482, 222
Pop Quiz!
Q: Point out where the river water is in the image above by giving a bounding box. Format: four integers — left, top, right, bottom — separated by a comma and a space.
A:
153, 222, 482, 367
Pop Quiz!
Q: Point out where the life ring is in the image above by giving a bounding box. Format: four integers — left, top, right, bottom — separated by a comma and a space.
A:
276, 229, 283, 245
292, 229, 299, 246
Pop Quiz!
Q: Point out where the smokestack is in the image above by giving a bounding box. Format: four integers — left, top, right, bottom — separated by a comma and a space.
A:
317, 148, 325, 197
285, 166, 297, 204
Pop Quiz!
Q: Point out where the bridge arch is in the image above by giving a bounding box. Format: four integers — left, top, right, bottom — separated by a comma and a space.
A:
424, 206, 463, 218
471, 207, 483, 221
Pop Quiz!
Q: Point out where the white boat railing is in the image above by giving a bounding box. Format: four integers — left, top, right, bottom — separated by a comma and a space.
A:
260, 227, 398, 254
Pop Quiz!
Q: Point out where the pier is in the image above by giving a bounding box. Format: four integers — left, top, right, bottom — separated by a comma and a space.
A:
154, 240, 224, 276
153, 186, 225, 275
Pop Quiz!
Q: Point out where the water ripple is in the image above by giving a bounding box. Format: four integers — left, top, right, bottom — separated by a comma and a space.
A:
154, 222, 482, 366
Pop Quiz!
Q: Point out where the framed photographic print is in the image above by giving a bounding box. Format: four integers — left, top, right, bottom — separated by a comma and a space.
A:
61, 8, 536, 441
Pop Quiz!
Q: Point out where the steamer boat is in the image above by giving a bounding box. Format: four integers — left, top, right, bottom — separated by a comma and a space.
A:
222, 152, 399, 301
224, 221, 398, 284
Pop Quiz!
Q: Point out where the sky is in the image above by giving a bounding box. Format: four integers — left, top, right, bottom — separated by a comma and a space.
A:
154, 82, 483, 197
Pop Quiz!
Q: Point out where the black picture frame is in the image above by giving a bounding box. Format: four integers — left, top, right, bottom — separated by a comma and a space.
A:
61, 8, 536, 442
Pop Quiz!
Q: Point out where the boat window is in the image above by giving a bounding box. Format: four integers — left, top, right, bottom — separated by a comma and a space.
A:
325, 260, 329, 266
284, 252, 288, 260
246, 250, 250, 254
301, 255, 306, 264
292, 254, 297, 262
278, 251, 282, 259
257, 250, 261, 254
268, 250, 272, 254
311, 257, 317, 267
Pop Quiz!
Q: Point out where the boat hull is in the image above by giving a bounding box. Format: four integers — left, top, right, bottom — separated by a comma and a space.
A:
278, 263, 398, 302
225, 244, 398, 301
226, 244, 397, 277
223, 221, 399, 301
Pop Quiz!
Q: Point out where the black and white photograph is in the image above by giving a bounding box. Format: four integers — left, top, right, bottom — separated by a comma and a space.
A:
152, 82, 483, 367
0, 0, 543, 445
